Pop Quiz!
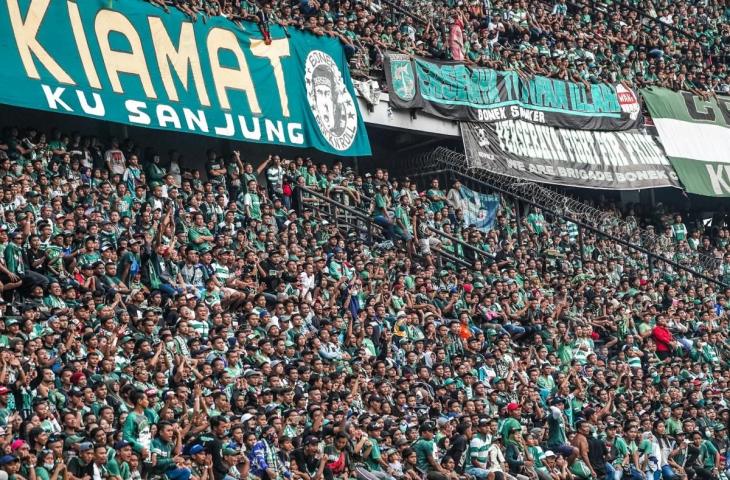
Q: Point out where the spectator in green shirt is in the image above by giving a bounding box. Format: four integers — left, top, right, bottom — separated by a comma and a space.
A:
427, 178, 447, 213
107, 441, 133, 480
188, 213, 215, 253
414, 422, 456, 480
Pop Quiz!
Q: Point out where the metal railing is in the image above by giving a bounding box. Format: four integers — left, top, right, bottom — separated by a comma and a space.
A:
294, 185, 473, 268
393, 147, 728, 289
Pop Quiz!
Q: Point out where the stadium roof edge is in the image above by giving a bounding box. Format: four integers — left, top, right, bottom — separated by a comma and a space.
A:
354, 80, 459, 138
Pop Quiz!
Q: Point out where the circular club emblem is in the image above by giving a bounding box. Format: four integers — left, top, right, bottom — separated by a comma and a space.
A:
305, 50, 358, 152
615, 84, 640, 120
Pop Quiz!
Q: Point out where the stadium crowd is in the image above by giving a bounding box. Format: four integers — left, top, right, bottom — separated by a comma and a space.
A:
0, 122, 728, 480
144, 0, 730, 94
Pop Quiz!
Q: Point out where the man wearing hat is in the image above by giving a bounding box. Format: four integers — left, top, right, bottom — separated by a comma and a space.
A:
466, 418, 492, 480
413, 422, 455, 480
187, 444, 210, 480
291, 435, 330, 480
67, 442, 94, 478
500, 403, 523, 441
357, 421, 394, 480
107, 441, 133, 480
0, 455, 19, 476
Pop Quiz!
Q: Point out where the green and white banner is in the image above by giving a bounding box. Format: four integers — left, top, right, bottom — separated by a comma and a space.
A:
642, 87, 730, 196
384, 53, 643, 130
460, 185, 500, 231
0, 0, 371, 156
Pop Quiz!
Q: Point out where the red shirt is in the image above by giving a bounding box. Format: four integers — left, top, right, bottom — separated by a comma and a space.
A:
652, 325, 673, 352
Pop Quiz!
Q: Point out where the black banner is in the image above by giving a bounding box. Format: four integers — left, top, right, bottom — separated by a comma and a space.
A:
461, 121, 680, 190
384, 53, 643, 130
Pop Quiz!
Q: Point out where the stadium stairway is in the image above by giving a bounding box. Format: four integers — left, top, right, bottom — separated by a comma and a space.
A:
389, 147, 727, 289
294, 185, 493, 270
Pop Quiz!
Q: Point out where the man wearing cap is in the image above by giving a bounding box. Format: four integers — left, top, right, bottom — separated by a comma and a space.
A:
500, 403, 523, 442
67, 442, 95, 478
546, 399, 570, 453
107, 441, 133, 480
0, 455, 20, 478
413, 423, 455, 480
467, 419, 492, 480
538, 451, 562, 480
606, 423, 629, 480
291, 435, 328, 480
187, 444, 211, 480
356, 422, 394, 480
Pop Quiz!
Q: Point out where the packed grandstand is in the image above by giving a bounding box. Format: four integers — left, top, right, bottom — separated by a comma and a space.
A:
0, 1, 728, 480
147, 0, 730, 93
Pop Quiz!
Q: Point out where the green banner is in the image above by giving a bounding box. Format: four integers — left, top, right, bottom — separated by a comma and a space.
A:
0, 0, 370, 156
384, 53, 643, 130
642, 87, 730, 196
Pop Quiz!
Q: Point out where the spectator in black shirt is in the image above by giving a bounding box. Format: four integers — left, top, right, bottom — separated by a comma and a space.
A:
67, 442, 95, 479
205, 416, 232, 480
447, 423, 471, 475
292, 436, 330, 480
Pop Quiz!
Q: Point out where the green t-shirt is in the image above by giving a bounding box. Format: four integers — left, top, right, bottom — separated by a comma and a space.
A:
373, 193, 387, 217
244, 192, 262, 221
35, 467, 51, 480
394, 205, 411, 233
150, 437, 175, 474
500, 417, 522, 441
666, 417, 683, 436
414, 437, 435, 472
611, 436, 628, 467
122, 410, 152, 454
4, 242, 25, 275
700, 440, 718, 468
78, 251, 101, 267
427, 189, 445, 212
547, 408, 567, 448
627, 439, 652, 457
188, 227, 213, 252
365, 437, 383, 472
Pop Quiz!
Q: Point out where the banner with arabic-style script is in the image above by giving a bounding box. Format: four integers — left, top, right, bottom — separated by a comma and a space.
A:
384, 53, 642, 130
461, 121, 680, 190
0, 0, 371, 156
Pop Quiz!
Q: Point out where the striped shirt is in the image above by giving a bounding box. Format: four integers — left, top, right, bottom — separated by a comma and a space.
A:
189, 319, 210, 340
567, 221, 579, 241
469, 434, 491, 467
213, 263, 230, 284
266, 166, 284, 190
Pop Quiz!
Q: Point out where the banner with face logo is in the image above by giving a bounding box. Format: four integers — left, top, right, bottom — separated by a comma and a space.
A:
384, 53, 643, 130
642, 87, 730, 197
0, 0, 371, 156
459, 185, 500, 231
461, 121, 680, 190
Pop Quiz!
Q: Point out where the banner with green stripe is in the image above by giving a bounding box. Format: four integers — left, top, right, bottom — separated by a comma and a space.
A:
642, 87, 730, 196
